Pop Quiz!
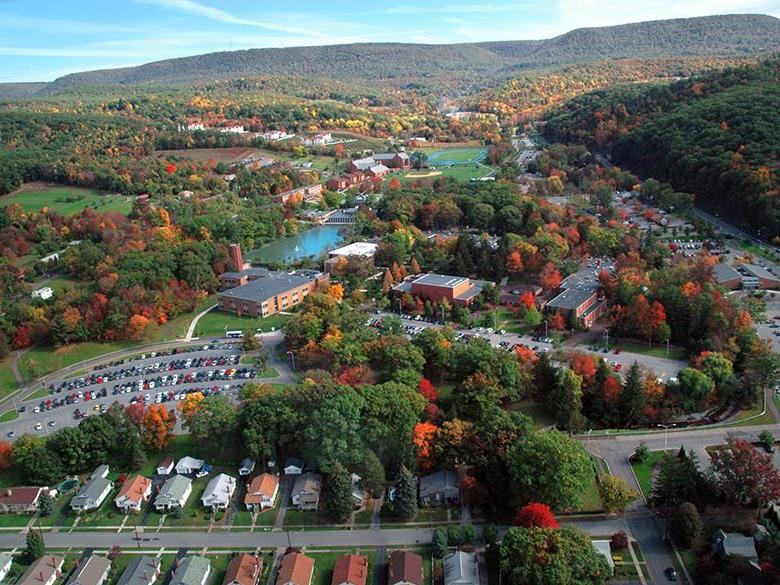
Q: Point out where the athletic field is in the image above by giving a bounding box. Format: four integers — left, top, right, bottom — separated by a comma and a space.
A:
1, 184, 132, 215
426, 147, 487, 166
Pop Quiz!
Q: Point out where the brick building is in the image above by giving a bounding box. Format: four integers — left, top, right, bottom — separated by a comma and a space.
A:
271, 184, 323, 205
545, 288, 606, 328
393, 273, 493, 307
217, 269, 329, 317
712, 263, 742, 290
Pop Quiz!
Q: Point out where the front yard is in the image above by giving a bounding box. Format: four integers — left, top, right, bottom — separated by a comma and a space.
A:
630, 450, 672, 499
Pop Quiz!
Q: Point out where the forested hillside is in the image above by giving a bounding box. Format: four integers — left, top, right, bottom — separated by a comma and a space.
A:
544, 59, 780, 239
37, 14, 780, 97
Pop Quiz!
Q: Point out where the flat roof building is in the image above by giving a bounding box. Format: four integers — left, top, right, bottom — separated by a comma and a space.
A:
393, 273, 493, 307
712, 263, 743, 290
217, 269, 329, 318
546, 289, 605, 329
741, 264, 780, 290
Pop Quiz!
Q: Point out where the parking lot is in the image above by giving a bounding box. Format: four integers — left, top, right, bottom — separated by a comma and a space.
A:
2, 342, 260, 438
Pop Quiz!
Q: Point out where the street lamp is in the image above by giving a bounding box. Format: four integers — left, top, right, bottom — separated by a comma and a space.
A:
286, 350, 296, 371
657, 423, 676, 450
665, 338, 670, 357
603, 329, 610, 351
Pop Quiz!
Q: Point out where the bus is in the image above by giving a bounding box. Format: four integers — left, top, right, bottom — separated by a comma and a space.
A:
225, 330, 244, 339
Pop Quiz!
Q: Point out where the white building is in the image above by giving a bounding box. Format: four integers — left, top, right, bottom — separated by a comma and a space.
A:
219, 125, 246, 134
201, 473, 236, 511
0, 554, 12, 583
175, 456, 204, 475
154, 475, 192, 511
31, 287, 54, 300
302, 132, 332, 146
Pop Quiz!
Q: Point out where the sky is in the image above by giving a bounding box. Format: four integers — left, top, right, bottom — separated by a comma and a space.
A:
0, 0, 779, 83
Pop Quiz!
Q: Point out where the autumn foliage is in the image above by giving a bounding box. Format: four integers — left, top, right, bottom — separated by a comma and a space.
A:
418, 378, 438, 402
0, 442, 12, 470
513, 502, 560, 528
412, 422, 438, 470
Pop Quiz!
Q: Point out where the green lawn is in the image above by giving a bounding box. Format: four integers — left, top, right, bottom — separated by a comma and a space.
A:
283, 509, 333, 528
0, 410, 19, 423
576, 462, 605, 514
308, 552, 344, 585
36, 493, 77, 527
25, 388, 50, 401
18, 341, 135, 383
726, 398, 776, 426
515, 400, 555, 430
630, 450, 671, 499
76, 487, 126, 527
580, 338, 685, 361
194, 312, 289, 338
401, 164, 494, 184
0, 186, 132, 216
425, 147, 487, 164
0, 512, 34, 527
137, 435, 203, 477
155, 478, 212, 527
0, 356, 18, 398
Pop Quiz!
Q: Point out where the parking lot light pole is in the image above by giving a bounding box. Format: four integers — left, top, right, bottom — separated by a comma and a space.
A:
665, 338, 670, 357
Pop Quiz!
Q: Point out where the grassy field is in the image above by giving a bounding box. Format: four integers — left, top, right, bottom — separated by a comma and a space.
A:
515, 400, 555, 430
425, 147, 487, 164
401, 165, 493, 183
630, 450, 671, 499
0, 409, 19, 423
579, 338, 686, 361
1, 184, 132, 215
0, 355, 17, 398
194, 311, 288, 337
18, 341, 135, 383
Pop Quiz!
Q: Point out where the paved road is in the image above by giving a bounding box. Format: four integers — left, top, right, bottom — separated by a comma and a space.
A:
693, 208, 779, 254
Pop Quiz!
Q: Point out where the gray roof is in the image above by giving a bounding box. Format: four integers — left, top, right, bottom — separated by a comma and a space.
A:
71, 473, 111, 509
157, 475, 192, 506
546, 288, 595, 311
66, 555, 112, 585
18, 556, 64, 585
117, 557, 161, 585
292, 472, 321, 496
741, 263, 779, 281
170, 557, 211, 585
712, 263, 742, 283
718, 530, 758, 560
0, 553, 11, 570
443, 552, 479, 585
413, 273, 470, 288
218, 270, 322, 303
220, 268, 271, 280
419, 470, 459, 498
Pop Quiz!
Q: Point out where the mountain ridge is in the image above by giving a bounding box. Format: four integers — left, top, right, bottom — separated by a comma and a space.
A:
36, 14, 780, 96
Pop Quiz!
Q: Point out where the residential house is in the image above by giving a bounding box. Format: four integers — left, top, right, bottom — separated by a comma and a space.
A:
154, 475, 192, 511
276, 553, 314, 585
157, 457, 175, 476
171, 557, 211, 585
291, 472, 322, 510
175, 457, 205, 476
17, 556, 64, 585
591, 541, 614, 575
443, 552, 479, 585
239, 459, 256, 476
351, 474, 366, 510
71, 465, 112, 512
115, 475, 152, 513
419, 470, 460, 506
65, 555, 112, 585
244, 474, 279, 511
0, 486, 44, 514
284, 458, 304, 476
387, 551, 423, 585
331, 555, 368, 585
714, 529, 760, 565
201, 473, 237, 512
301, 132, 332, 146
116, 557, 160, 585
0, 554, 12, 583
223, 554, 263, 585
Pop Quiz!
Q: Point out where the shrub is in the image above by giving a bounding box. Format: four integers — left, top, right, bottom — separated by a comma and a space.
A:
611, 531, 629, 550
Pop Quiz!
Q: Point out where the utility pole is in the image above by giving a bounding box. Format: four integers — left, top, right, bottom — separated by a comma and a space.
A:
604, 329, 609, 351
666, 338, 670, 357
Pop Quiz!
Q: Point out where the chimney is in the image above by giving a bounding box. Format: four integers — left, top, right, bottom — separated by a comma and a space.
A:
229, 244, 244, 272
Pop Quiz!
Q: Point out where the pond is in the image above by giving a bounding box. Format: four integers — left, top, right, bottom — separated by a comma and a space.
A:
247, 225, 346, 264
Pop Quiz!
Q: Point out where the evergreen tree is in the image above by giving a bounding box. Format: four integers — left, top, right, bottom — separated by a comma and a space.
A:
25, 530, 45, 562
553, 369, 586, 433
323, 461, 353, 523
394, 464, 418, 522
432, 528, 448, 558
129, 441, 148, 471
37, 492, 53, 517
671, 502, 702, 548
619, 362, 645, 426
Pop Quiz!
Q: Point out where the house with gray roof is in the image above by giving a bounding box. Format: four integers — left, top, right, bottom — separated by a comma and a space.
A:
0, 553, 13, 583
419, 470, 460, 506
71, 465, 112, 512
170, 557, 211, 585
443, 552, 479, 585
291, 472, 321, 510
116, 557, 160, 585
65, 555, 112, 585
714, 529, 759, 564
154, 475, 192, 511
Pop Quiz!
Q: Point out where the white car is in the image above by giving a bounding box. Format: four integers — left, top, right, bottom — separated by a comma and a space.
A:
35, 423, 42, 431
33, 406, 41, 414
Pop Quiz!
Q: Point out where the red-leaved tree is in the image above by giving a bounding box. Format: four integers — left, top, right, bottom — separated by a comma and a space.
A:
513, 502, 559, 528
710, 438, 780, 512
418, 378, 438, 402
